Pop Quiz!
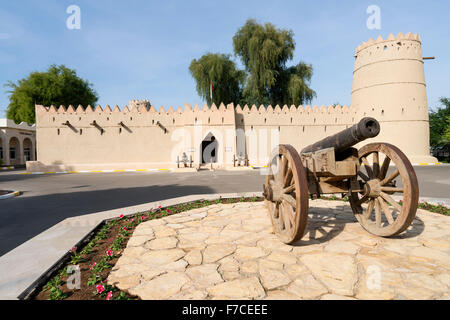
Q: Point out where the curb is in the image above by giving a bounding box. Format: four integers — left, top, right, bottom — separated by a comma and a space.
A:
415, 163, 442, 166
0, 191, 21, 200
0, 166, 15, 170
19, 168, 174, 175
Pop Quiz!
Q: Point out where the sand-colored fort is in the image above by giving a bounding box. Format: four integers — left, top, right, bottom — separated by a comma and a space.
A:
27, 32, 437, 172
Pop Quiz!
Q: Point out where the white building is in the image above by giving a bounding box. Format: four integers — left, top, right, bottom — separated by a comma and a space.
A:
0, 119, 36, 167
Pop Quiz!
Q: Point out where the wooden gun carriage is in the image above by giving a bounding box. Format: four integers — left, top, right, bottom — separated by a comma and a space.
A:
263, 117, 419, 244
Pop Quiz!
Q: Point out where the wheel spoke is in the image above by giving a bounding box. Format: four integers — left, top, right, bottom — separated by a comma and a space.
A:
282, 202, 295, 226
373, 152, 380, 178
283, 184, 295, 194
358, 171, 370, 182
378, 197, 395, 224
281, 207, 291, 231
379, 191, 403, 212
273, 203, 280, 218
281, 193, 296, 208
280, 156, 288, 181
380, 186, 403, 193
361, 156, 373, 178
380, 169, 399, 186
356, 194, 369, 206
379, 156, 391, 179
283, 167, 293, 187
375, 198, 382, 227
364, 200, 375, 219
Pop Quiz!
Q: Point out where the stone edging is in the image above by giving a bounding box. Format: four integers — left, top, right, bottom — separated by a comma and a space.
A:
0, 190, 21, 200
0, 166, 15, 170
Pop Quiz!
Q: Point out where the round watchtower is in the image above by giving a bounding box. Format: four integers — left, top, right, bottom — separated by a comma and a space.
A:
351, 32, 437, 163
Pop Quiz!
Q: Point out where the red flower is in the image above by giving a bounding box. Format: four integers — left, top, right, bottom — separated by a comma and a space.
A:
158, 205, 162, 209
96, 284, 105, 294
106, 249, 113, 257
69, 246, 77, 253
166, 209, 171, 214
122, 227, 127, 231
90, 262, 97, 270
119, 214, 124, 218
106, 291, 113, 300
141, 215, 146, 221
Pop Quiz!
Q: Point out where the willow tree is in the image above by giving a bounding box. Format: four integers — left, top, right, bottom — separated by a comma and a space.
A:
5, 64, 98, 124
233, 19, 315, 106
189, 53, 246, 106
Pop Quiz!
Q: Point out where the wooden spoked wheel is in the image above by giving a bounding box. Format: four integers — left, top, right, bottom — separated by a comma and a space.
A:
264, 144, 309, 244
349, 143, 419, 237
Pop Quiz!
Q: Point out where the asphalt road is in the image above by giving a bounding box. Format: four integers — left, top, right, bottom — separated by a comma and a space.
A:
0, 165, 449, 257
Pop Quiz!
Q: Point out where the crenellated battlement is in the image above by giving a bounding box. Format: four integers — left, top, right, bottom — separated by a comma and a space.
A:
36, 103, 356, 116
355, 32, 421, 54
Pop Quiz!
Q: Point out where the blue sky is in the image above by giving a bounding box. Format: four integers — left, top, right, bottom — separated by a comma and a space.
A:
0, 0, 449, 118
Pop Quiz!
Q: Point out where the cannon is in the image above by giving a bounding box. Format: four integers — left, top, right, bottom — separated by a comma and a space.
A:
263, 117, 419, 244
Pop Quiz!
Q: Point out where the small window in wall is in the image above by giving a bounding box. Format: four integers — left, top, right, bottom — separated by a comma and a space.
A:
24, 148, 31, 161
0, 147, 3, 159
57, 129, 60, 135
80, 129, 83, 135
10, 148, 16, 160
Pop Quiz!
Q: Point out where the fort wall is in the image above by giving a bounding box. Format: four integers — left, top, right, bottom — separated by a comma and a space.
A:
28, 32, 437, 172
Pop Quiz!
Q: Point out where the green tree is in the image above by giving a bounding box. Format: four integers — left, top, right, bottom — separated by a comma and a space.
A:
189, 19, 316, 107
429, 97, 450, 148
189, 53, 246, 106
5, 64, 98, 124
445, 116, 450, 142
233, 19, 315, 106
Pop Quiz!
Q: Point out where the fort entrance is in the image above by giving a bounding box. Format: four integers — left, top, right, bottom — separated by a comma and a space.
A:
201, 133, 217, 164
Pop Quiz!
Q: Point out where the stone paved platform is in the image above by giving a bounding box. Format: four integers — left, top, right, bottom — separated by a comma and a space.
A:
107, 200, 450, 300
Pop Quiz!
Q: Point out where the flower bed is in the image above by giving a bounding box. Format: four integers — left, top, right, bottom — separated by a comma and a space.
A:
32, 196, 263, 300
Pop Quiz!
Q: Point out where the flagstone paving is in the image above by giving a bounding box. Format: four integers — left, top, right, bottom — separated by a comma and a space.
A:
107, 200, 450, 300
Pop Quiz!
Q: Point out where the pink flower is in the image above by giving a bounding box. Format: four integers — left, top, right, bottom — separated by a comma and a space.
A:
166, 209, 171, 214
106, 249, 113, 257
96, 284, 105, 294
106, 291, 113, 300
122, 227, 127, 231
158, 206, 162, 209
90, 262, 96, 270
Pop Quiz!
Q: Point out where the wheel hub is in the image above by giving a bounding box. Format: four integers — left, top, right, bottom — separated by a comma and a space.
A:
364, 179, 381, 198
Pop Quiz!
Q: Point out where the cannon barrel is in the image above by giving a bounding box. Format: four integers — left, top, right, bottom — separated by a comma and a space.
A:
301, 117, 380, 154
